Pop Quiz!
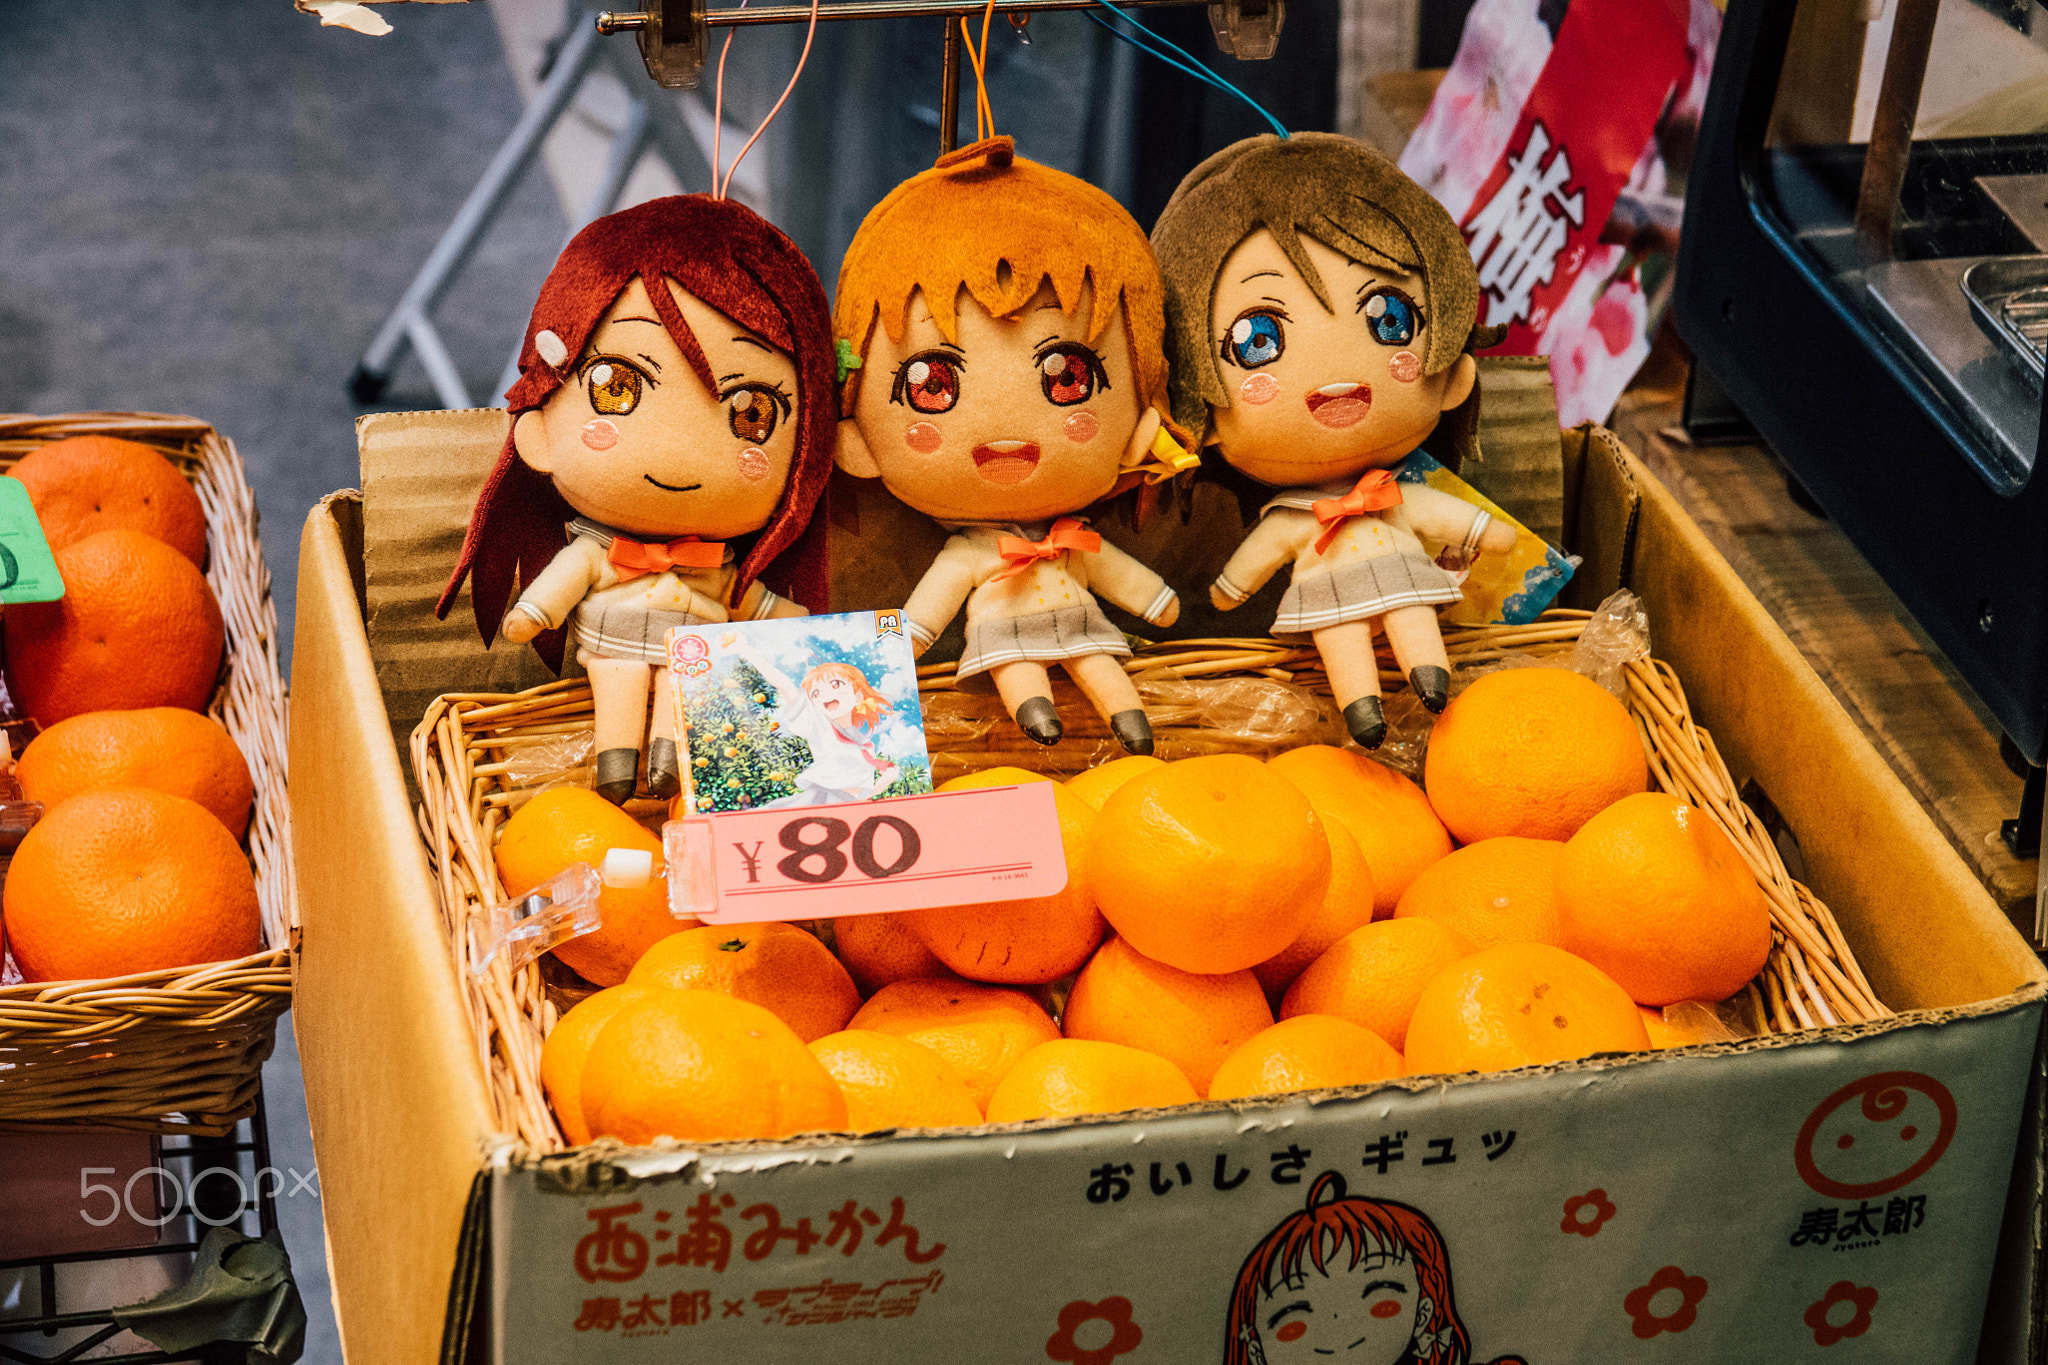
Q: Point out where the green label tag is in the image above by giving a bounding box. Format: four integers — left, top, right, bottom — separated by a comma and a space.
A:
0, 477, 65, 603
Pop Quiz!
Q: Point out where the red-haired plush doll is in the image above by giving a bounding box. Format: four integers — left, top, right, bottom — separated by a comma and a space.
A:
438, 195, 836, 804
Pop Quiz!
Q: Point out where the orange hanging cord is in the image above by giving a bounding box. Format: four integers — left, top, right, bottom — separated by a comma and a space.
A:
959, 0, 1000, 140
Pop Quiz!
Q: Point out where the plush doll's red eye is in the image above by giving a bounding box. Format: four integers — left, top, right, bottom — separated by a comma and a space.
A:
1039, 346, 1105, 406
896, 353, 961, 414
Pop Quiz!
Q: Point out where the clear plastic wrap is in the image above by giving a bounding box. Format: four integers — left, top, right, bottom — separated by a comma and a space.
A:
499, 729, 597, 789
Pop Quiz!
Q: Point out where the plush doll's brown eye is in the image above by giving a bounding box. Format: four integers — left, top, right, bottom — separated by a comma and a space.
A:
728, 388, 781, 443
1039, 346, 1107, 406
894, 353, 961, 414
587, 360, 646, 415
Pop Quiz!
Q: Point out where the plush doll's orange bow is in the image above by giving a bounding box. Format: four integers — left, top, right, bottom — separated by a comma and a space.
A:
991, 517, 1100, 582
1311, 469, 1404, 553
607, 534, 726, 581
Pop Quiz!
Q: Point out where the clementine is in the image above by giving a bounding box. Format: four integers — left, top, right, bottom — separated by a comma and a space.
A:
1063, 935, 1273, 1092
1403, 942, 1650, 1075
1422, 667, 1648, 843
1064, 755, 1165, 810
846, 978, 1059, 1107
1207, 1015, 1405, 1101
540, 984, 663, 1146
581, 990, 848, 1143
19, 708, 254, 839
9, 435, 206, 565
5, 530, 223, 725
808, 1030, 984, 1131
1280, 918, 1474, 1053
628, 922, 859, 1041
1393, 836, 1564, 950
3, 787, 260, 981
939, 766, 1053, 790
496, 786, 679, 987
832, 911, 951, 994
984, 1039, 1198, 1122
1266, 745, 1452, 913
1251, 817, 1378, 998
1556, 792, 1772, 1006
1085, 754, 1327, 975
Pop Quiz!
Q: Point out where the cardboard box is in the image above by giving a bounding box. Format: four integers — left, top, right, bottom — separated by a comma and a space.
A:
291, 414, 2048, 1365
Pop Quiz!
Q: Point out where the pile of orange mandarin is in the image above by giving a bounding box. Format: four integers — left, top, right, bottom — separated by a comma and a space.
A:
512, 667, 1772, 1147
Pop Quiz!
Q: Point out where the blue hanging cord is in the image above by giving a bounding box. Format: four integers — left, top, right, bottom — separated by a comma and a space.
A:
1084, 0, 1289, 140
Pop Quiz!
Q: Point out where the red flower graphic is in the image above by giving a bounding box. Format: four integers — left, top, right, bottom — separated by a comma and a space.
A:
1046, 1297, 1143, 1365
1623, 1265, 1708, 1339
1805, 1281, 1878, 1347
1560, 1188, 1616, 1238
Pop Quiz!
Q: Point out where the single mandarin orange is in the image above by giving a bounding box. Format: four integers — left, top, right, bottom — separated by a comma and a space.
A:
939, 765, 1053, 790
985, 1039, 1198, 1122
1423, 667, 1648, 843
846, 978, 1060, 1108
540, 984, 664, 1146
3, 787, 260, 982
1207, 1014, 1405, 1101
628, 922, 859, 1042
9, 436, 207, 565
1064, 755, 1165, 810
1252, 817, 1378, 998
1403, 942, 1650, 1075
496, 786, 680, 987
1393, 836, 1564, 950
808, 1030, 984, 1131
1267, 745, 1452, 914
1086, 754, 1327, 975
581, 990, 848, 1143
832, 911, 951, 994
909, 781, 1105, 984
1281, 918, 1474, 1054
18, 708, 254, 839
1556, 792, 1772, 1006
6, 530, 223, 725
1063, 935, 1273, 1092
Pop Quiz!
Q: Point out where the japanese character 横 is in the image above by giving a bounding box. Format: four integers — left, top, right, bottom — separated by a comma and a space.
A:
1362, 1132, 1407, 1176
1463, 120, 1586, 328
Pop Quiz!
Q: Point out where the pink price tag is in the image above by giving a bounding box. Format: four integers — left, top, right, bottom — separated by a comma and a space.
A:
666, 783, 1067, 924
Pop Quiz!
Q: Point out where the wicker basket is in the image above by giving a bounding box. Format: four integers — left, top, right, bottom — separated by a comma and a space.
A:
0, 413, 294, 1135
411, 610, 1888, 1153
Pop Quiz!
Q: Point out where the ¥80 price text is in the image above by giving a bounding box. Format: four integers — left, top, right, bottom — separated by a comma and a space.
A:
760, 813, 922, 885
79, 1165, 320, 1227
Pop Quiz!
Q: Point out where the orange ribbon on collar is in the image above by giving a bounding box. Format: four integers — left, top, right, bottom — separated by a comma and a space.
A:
607, 534, 726, 581
991, 516, 1100, 582
1311, 469, 1404, 554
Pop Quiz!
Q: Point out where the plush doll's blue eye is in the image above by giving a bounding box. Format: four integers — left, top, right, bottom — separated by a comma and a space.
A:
1227, 312, 1284, 368
1361, 289, 1419, 346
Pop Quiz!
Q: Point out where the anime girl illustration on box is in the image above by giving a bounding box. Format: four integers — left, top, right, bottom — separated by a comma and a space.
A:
1226, 1174, 1526, 1365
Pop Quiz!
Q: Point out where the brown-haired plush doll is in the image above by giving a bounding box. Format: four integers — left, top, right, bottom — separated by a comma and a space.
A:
834, 136, 1188, 755
438, 195, 837, 804
1152, 132, 1518, 751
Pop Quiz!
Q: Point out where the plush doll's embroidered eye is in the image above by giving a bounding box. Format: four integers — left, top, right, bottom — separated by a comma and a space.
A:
1225, 311, 1284, 368
1039, 345, 1107, 406
894, 353, 962, 414
587, 359, 647, 415
1360, 288, 1421, 346
726, 386, 784, 443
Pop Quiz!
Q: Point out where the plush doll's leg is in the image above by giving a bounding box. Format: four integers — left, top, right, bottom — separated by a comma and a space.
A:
991, 660, 1062, 746
646, 664, 681, 800
1065, 652, 1152, 755
1314, 620, 1388, 749
1379, 604, 1453, 713
586, 655, 651, 804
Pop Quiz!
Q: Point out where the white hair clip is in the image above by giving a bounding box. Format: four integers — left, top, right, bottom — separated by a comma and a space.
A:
534, 329, 569, 371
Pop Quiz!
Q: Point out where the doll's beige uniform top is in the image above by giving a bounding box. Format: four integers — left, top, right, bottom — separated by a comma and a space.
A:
904, 523, 1177, 674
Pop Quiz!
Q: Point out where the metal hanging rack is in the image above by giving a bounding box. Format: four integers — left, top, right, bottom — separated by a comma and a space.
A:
348, 0, 1281, 409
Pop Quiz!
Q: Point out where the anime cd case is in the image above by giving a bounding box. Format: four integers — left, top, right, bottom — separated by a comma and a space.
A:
665, 611, 933, 814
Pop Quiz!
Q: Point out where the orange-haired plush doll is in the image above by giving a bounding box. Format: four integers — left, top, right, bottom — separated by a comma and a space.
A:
439, 196, 837, 804
833, 137, 1189, 755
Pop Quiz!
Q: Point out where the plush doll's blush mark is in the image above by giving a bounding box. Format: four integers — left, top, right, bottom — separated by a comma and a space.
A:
905, 421, 944, 454
1389, 351, 1422, 384
1064, 411, 1100, 443
1239, 373, 1280, 405
737, 446, 770, 482
581, 419, 621, 450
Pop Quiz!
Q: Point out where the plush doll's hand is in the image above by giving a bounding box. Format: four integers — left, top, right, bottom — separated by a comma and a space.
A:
501, 604, 545, 644
1209, 580, 1242, 613
1479, 519, 1518, 555
1152, 592, 1181, 629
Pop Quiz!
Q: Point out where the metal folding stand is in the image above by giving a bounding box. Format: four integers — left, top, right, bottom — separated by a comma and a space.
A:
0, 1096, 301, 1365
348, 0, 1280, 411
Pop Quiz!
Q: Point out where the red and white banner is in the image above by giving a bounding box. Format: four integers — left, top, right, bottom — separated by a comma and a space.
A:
1402, 0, 1721, 428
